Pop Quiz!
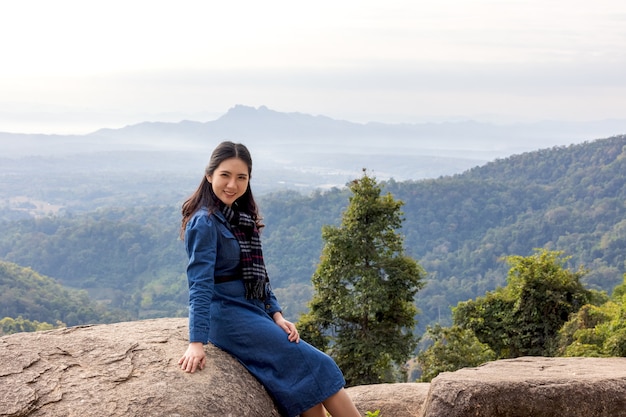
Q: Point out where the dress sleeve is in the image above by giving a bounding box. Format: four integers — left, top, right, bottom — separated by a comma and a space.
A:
264, 280, 283, 317
185, 213, 217, 344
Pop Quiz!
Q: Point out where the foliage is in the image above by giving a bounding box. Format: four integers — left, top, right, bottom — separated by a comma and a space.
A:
416, 250, 622, 381
558, 274, 626, 357
388, 136, 626, 331
0, 315, 62, 336
417, 324, 496, 382
299, 172, 425, 386
452, 289, 516, 358
454, 249, 591, 358
0, 206, 187, 320
0, 260, 130, 327
417, 264, 625, 382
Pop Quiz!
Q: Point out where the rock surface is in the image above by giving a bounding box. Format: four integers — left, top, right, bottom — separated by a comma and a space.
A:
346, 383, 430, 417
0, 318, 281, 417
2, 319, 626, 417
422, 356, 626, 417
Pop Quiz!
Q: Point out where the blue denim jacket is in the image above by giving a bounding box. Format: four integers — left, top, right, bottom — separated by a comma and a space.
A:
185, 207, 282, 343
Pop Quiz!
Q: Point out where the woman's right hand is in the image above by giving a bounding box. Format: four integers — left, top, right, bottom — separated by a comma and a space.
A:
178, 342, 206, 373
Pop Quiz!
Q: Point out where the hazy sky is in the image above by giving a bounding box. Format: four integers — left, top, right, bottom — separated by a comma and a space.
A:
2, 0, 626, 134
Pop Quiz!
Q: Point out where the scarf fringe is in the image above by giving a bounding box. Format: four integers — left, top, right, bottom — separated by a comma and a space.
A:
221, 204, 269, 300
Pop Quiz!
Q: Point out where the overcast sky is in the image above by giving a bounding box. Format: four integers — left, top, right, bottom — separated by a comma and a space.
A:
1, 0, 626, 134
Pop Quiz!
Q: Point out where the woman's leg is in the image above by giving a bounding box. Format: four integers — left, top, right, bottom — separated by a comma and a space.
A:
300, 403, 327, 417
322, 388, 361, 417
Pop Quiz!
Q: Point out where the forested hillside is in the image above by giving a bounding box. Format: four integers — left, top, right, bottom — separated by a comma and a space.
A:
0, 261, 129, 328
386, 135, 626, 328
0, 135, 624, 332
0, 207, 188, 320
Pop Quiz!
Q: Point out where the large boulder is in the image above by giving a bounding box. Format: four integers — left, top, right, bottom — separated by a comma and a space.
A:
346, 383, 429, 416
3, 319, 626, 417
421, 356, 626, 417
0, 318, 281, 417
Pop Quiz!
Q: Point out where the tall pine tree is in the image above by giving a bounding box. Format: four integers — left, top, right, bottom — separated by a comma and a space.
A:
299, 171, 425, 386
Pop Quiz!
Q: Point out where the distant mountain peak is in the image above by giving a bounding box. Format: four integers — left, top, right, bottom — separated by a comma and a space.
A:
220, 104, 277, 120
219, 104, 342, 125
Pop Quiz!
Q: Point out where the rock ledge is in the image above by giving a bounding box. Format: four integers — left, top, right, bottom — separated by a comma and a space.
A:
1, 318, 625, 417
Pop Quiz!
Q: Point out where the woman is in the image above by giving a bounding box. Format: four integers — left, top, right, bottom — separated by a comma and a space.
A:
178, 141, 360, 417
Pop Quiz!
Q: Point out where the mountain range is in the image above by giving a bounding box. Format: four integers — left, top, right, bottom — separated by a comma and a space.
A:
3, 105, 626, 191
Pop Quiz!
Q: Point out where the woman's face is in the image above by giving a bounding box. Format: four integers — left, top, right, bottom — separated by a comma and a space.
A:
207, 157, 250, 207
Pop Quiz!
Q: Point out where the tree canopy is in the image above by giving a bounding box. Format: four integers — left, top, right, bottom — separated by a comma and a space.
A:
453, 249, 591, 358
299, 172, 425, 386
558, 274, 626, 357
0, 260, 129, 330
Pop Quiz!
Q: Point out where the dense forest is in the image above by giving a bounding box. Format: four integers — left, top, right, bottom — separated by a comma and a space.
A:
0, 260, 129, 329
0, 135, 624, 335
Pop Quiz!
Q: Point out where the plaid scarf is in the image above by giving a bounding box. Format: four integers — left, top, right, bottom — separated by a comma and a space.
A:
220, 204, 268, 300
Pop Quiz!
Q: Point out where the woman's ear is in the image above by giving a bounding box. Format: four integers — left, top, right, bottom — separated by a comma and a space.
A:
206, 174, 212, 184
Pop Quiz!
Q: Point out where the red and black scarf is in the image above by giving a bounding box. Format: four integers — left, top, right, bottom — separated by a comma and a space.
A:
220, 204, 269, 300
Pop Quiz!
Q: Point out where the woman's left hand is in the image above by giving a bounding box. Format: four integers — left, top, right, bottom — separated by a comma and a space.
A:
273, 312, 300, 343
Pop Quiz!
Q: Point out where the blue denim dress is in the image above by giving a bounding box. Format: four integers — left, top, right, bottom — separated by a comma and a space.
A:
185, 208, 345, 417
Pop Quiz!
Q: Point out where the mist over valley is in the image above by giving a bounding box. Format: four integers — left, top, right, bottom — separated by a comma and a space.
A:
4, 105, 626, 201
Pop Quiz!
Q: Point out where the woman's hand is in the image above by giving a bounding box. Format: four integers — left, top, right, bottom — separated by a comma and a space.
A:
178, 342, 206, 373
273, 312, 300, 343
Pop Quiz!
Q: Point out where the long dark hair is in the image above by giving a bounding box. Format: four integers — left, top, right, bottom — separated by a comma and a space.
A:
180, 141, 261, 239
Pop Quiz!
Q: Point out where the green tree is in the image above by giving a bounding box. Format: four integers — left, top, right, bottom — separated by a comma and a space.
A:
452, 290, 517, 358
299, 171, 425, 386
417, 324, 496, 382
0, 316, 61, 335
558, 274, 626, 357
454, 249, 591, 358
